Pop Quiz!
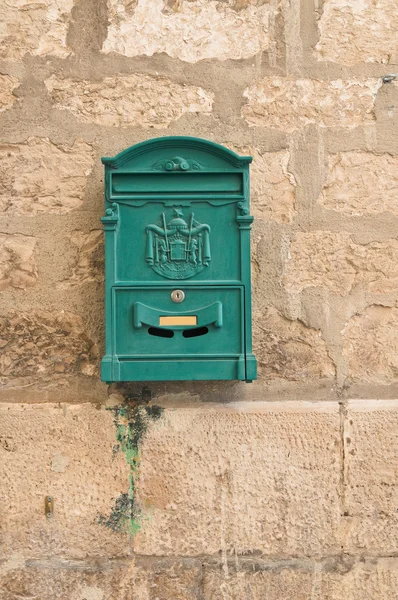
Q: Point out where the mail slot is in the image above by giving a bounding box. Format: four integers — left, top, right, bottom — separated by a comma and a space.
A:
101, 136, 257, 382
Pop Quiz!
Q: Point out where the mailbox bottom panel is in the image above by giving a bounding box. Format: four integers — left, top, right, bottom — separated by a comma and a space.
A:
103, 355, 247, 382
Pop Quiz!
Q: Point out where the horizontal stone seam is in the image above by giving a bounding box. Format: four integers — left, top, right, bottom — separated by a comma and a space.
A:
18, 554, 398, 571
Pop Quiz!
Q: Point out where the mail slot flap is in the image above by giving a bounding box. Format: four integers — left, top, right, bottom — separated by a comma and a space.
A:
110, 172, 243, 197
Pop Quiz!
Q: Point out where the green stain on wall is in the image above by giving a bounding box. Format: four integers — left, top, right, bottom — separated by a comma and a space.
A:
98, 400, 164, 536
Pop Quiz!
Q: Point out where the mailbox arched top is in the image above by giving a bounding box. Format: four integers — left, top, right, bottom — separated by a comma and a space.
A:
101, 136, 252, 170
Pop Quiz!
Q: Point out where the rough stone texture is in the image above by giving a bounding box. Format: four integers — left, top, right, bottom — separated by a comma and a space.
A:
232, 148, 296, 223
134, 403, 341, 557
284, 232, 398, 296
132, 558, 202, 600
103, 0, 277, 63
0, 311, 98, 387
203, 558, 398, 600
60, 230, 104, 287
0, 0, 75, 61
0, 233, 38, 290
343, 307, 398, 385
202, 564, 315, 600
0, 138, 95, 216
0, 75, 19, 112
314, 0, 398, 65
45, 75, 214, 128
319, 152, 398, 217
253, 307, 335, 380
344, 401, 398, 554
242, 78, 381, 132
0, 403, 130, 559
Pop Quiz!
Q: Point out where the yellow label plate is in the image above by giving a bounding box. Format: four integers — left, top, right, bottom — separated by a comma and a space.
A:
159, 316, 197, 326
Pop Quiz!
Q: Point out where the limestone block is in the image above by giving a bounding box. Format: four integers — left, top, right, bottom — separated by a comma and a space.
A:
103, 0, 277, 63
231, 147, 296, 223
134, 403, 341, 557
343, 307, 398, 384
343, 401, 398, 554
0, 311, 98, 386
319, 152, 398, 216
314, 0, 398, 65
284, 232, 398, 296
132, 558, 202, 600
203, 558, 398, 600
0, 0, 75, 61
60, 230, 104, 287
202, 564, 315, 600
45, 75, 214, 128
253, 307, 335, 380
0, 74, 19, 112
0, 403, 130, 559
242, 78, 381, 132
0, 233, 38, 290
0, 138, 95, 216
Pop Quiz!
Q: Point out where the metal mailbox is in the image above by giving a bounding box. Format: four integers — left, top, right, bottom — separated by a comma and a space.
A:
101, 136, 257, 382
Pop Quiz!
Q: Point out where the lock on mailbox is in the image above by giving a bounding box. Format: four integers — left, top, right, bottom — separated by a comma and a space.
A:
101, 136, 257, 382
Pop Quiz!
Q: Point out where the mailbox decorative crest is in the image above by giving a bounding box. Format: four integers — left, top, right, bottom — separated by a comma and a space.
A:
145, 209, 211, 280
101, 136, 257, 383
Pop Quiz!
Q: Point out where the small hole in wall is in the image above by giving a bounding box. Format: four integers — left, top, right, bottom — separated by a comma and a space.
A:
182, 326, 209, 338
148, 327, 174, 338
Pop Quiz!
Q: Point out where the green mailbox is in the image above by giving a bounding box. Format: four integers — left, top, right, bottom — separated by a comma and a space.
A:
101, 136, 257, 382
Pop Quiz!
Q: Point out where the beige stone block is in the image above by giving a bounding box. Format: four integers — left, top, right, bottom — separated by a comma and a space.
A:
0, 233, 37, 290
202, 564, 315, 600
45, 75, 214, 128
0, 403, 130, 559
314, 0, 398, 66
0, 311, 98, 386
343, 309, 398, 384
242, 78, 380, 132
343, 401, 398, 554
59, 230, 104, 287
132, 557, 202, 600
0, 74, 19, 112
253, 307, 335, 381
203, 558, 398, 600
0, 138, 95, 216
284, 232, 398, 296
134, 403, 341, 557
319, 152, 398, 216
0, 0, 75, 61
231, 147, 296, 223
102, 0, 277, 63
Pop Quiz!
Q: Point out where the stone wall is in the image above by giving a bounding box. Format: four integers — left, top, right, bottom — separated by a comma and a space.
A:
1, 0, 398, 598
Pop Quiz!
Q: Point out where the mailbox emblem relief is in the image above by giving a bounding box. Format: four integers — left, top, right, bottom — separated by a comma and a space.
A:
145, 209, 211, 280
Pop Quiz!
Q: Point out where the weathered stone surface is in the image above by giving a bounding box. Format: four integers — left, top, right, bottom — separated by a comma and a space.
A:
203, 558, 398, 600
253, 307, 335, 380
60, 230, 104, 287
319, 152, 398, 216
45, 75, 214, 128
134, 403, 341, 557
344, 401, 398, 554
284, 232, 398, 296
202, 563, 315, 600
132, 558, 202, 600
343, 308, 398, 384
0, 234, 38, 290
314, 0, 398, 65
0, 138, 95, 215
103, 0, 276, 63
0, 0, 75, 61
0, 562, 128, 600
0, 311, 98, 386
0, 403, 129, 559
0, 75, 19, 112
242, 78, 381, 132
232, 147, 296, 223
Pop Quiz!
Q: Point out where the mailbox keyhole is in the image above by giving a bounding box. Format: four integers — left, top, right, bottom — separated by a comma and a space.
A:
148, 327, 174, 338
182, 326, 209, 338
